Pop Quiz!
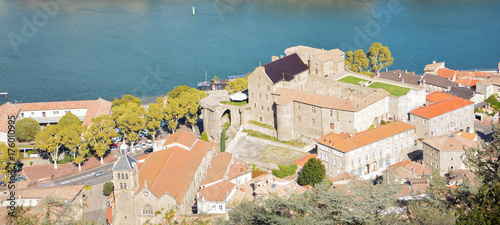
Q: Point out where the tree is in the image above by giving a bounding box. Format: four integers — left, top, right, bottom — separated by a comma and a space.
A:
74, 143, 90, 172
167, 86, 192, 99
457, 123, 500, 223
0, 142, 22, 181
297, 158, 325, 186
225, 76, 248, 93
345, 50, 354, 70
112, 94, 142, 107
35, 125, 64, 169
178, 88, 207, 132
367, 42, 394, 72
60, 124, 84, 166
163, 98, 182, 133
58, 111, 82, 127
86, 115, 118, 164
145, 97, 164, 141
103, 181, 114, 196
14, 118, 40, 142
351, 49, 370, 73
113, 103, 145, 153
212, 76, 220, 82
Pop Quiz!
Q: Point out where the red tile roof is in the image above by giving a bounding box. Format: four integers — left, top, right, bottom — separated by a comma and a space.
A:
317, 122, 415, 153
227, 159, 251, 181
437, 68, 457, 79
437, 68, 494, 80
425, 92, 456, 103
162, 130, 198, 148
199, 180, 235, 202
107, 206, 113, 224
410, 94, 474, 119
455, 79, 479, 87
423, 134, 479, 151
82, 98, 112, 125
202, 152, 232, 186
136, 131, 214, 203
16, 100, 94, 111
387, 160, 430, 178
293, 154, 317, 167
0, 102, 21, 133
274, 87, 389, 111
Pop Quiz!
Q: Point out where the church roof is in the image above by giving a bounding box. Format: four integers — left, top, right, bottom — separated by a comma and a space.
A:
112, 155, 137, 171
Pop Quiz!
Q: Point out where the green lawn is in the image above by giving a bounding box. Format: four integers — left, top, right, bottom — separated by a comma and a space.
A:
221, 100, 248, 106
338, 76, 369, 85
368, 82, 410, 97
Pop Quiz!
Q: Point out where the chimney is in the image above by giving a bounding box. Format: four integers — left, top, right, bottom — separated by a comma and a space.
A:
498, 62, 500, 73
272, 56, 279, 62
433, 60, 436, 64
405, 70, 408, 73
280, 55, 283, 58
398, 73, 401, 78
376, 72, 380, 77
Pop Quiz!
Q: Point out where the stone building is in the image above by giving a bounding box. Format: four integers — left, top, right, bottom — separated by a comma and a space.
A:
247, 46, 425, 143
423, 134, 478, 176
112, 131, 215, 224
420, 74, 458, 94
316, 121, 416, 179
408, 92, 474, 139
424, 61, 445, 75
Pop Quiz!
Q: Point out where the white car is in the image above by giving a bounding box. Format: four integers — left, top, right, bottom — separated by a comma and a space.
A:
135, 144, 141, 150
147, 140, 153, 147
141, 143, 146, 149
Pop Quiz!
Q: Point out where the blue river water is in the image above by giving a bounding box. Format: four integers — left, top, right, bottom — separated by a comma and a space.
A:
0, 0, 499, 103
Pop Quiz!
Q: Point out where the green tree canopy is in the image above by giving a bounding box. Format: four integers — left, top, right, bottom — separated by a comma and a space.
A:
297, 158, 325, 186
112, 94, 142, 107
167, 86, 192, 99
163, 86, 207, 133
35, 125, 64, 169
0, 142, 22, 181
145, 97, 164, 141
86, 115, 118, 164
103, 181, 114, 196
58, 112, 82, 127
367, 42, 394, 72
14, 118, 40, 142
113, 103, 146, 152
225, 76, 248, 93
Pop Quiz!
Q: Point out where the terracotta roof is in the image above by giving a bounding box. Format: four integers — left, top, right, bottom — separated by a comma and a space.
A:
423, 134, 479, 151
314, 48, 345, 62
329, 172, 357, 183
437, 68, 457, 79
317, 122, 415, 153
454, 79, 479, 87
410, 94, 474, 119
452, 131, 478, 141
201, 152, 233, 186
0, 102, 21, 133
16, 100, 94, 111
227, 158, 251, 181
426, 92, 456, 103
199, 180, 235, 202
387, 160, 430, 178
263, 53, 309, 84
82, 98, 112, 125
162, 130, 198, 148
293, 154, 317, 167
274, 87, 389, 111
107, 206, 112, 224
136, 131, 214, 203
421, 74, 458, 88
0, 184, 84, 202
378, 70, 422, 86
425, 62, 445, 71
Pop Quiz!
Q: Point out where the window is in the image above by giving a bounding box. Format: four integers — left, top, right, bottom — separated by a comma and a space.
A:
124, 183, 127, 189
42, 112, 46, 117
120, 183, 123, 189
460, 109, 463, 115
298, 116, 302, 123
259, 117, 262, 122
330, 110, 333, 116
21, 113, 24, 117
440, 116, 443, 122
436, 164, 439, 169
466, 107, 469, 113
379, 160, 383, 168
254, 103, 256, 108
441, 124, 444, 132
125, 173, 128, 179
380, 149, 382, 155
466, 116, 469, 123
334, 158, 337, 165
298, 104, 300, 109
267, 85, 270, 91
358, 158, 361, 163
337, 111, 340, 121
447, 114, 450, 120
312, 107, 316, 114
341, 161, 344, 168
261, 105, 263, 110
365, 155, 368, 161
267, 107, 269, 112
219, 205, 223, 211
259, 93, 261, 98
450, 157, 454, 161
351, 160, 354, 166
266, 95, 268, 100
411, 116, 415, 121
312, 119, 316, 126
358, 168, 362, 176
330, 123, 334, 129
143, 204, 153, 215
431, 161, 433, 166
31, 112, 34, 116
433, 118, 437, 124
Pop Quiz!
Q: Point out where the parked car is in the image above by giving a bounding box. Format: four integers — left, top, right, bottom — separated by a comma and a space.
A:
111, 146, 117, 151
94, 172, 105, 177
144, 147, 153, 154
147, 140, 153, 147
135, 144, 141, 150
141, 142, 146, 149
110, 143, 118, 148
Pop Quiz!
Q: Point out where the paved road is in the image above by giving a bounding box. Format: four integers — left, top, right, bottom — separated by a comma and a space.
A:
53, 153, 145, 186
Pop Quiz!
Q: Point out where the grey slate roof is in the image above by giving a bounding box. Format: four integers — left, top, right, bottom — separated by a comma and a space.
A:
445, 86, 474, 100
263, 53, 309, 84
112, 155, 137, 171
378, 70, 422, 86
421, 74, 458, 88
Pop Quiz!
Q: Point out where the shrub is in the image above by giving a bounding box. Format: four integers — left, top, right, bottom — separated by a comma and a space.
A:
201, 132, 209, 142
272, 164, 298, 178
252, 169, 269, 178
30, 161, 33, 166
15, 118, 41, 142
103, 181, 114, 196
249, 120, 276, 130
83, 184, 92, 190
